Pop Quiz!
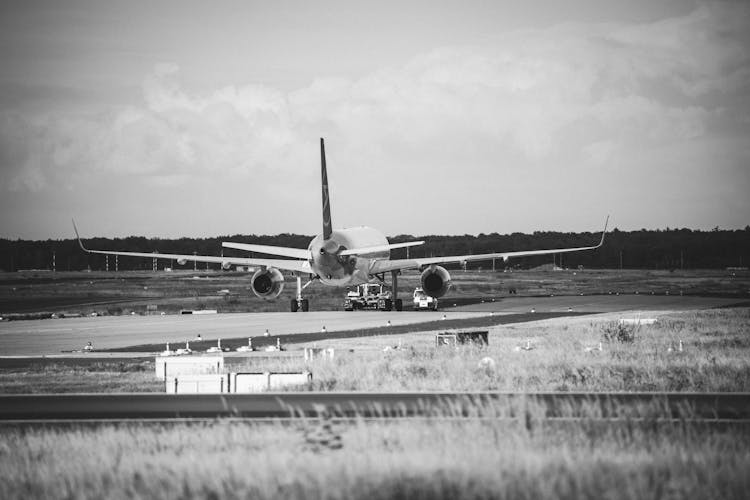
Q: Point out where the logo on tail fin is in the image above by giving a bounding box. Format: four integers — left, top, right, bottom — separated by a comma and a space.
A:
321, 138, 332, 239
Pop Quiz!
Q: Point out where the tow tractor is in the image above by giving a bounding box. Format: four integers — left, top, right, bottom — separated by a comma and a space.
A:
344, 283, 402, 311
413, 287, 439, 311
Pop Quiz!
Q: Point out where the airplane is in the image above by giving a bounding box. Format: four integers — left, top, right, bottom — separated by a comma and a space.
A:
74, 138, 608, 312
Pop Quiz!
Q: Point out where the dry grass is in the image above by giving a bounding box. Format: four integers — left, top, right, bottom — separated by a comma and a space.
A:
1, 416, 748, 500
239, 307, 750, 392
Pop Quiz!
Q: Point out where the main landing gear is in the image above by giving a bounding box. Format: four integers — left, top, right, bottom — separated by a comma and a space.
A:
373, 270, 403, 311
291, 298, 309, 312
291, 274, 315, 312
391, 270, 403, 311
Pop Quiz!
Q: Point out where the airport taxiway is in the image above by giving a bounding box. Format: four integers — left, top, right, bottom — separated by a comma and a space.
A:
450, 293, 746, 313
1, 294, 746, 357
0, 310, 490, 356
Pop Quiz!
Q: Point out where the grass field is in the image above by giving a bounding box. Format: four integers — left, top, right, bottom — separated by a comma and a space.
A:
1, 416, 748, 500
2, 308, 748, 393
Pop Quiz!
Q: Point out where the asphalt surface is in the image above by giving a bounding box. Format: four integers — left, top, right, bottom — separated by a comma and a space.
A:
0, 310, 490, 356
450, 293, 747, 313
1, 392, 749, 421
1, 294, 745, 357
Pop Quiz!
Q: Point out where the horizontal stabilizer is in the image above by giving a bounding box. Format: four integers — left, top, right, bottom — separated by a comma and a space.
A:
222, 242, 311, 260
338, 240, 424, 256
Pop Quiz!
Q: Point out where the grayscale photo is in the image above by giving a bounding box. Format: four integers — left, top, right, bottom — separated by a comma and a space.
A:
1, 1, 749, 498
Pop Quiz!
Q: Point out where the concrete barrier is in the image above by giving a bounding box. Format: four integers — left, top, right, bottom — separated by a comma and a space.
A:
233, 373, 270, 393
229, 372, 313, 392
164, 370, 313, 393
155, 355, 224, 380
269, 372, 312, 390
165, 374, 230, 394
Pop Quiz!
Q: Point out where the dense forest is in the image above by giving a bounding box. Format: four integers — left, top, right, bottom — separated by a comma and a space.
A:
1, 227, 748, 272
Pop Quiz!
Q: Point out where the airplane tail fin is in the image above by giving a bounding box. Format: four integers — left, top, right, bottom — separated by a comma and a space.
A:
321, 138, 332, 239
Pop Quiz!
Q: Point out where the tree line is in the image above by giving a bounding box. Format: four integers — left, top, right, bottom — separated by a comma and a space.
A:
1, 227, 748, 272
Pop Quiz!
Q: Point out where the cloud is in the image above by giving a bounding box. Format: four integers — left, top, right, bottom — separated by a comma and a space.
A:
1, 1, 747, 235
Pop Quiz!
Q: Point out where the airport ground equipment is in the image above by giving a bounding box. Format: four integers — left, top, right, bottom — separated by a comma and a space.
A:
343, 283, 402, 311
2, 392, 749, 422
413, 287, 439, 311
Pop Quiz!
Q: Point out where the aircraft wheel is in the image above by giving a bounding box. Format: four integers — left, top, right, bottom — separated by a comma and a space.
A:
395, 299, 403, 311
291, 299, 299, 312
301, 299, 309, 312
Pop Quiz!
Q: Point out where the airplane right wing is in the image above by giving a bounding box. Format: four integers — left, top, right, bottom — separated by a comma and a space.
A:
369, 216, 609, 275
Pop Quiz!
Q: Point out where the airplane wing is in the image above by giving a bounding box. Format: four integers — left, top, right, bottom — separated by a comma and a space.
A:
369, 216, 609, 275
73, 221, 312, 274
221, 242, 311, 260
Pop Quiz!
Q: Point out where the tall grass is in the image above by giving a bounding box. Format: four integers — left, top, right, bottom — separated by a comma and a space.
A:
1, 415, 748, 500
242, 307, 750, 392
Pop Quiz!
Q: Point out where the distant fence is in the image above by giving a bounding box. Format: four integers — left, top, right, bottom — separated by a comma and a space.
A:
165, 372, 313, 394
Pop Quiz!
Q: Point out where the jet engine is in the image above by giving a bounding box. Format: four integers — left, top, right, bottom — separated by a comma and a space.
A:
420, 265, 452, 298
177, 258, 188, 266
250, 268, 285, 300
221, 261, 232, 270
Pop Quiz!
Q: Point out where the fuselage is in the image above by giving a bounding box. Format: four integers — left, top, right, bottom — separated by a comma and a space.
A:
307, 226, 388, 286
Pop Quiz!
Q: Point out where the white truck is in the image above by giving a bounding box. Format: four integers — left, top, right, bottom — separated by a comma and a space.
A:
413, 287, 439, 311
344, 284, 402, 311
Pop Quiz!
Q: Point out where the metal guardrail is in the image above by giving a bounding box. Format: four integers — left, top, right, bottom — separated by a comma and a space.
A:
1, 392, 749, 422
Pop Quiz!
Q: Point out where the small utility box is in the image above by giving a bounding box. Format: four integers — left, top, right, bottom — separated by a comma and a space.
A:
231, 371, 313, 392
155, 355, 224, 380
436, 333, 458, 347
436, 331, 488, 347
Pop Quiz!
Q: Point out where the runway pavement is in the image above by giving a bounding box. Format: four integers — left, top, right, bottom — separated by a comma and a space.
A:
0, 310, 490, 356
450, 293, 746, 313
1, 294, 745, 357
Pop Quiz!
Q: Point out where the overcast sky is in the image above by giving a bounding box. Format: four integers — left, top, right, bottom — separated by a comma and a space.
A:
0, 0, 748, 239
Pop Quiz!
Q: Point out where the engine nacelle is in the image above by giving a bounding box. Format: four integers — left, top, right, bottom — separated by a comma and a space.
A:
221, 261, 232, 270
250, 268, 284, 300
177, 258, 188, 266
420, 265, 452, 298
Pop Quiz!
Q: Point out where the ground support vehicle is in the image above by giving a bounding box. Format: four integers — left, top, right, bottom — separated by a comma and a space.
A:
344, 284, 402, 311
413, 287, 438, 311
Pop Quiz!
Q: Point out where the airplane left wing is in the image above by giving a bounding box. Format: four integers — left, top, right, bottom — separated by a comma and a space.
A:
73, 221, 312, 274
369, 216, 609, 275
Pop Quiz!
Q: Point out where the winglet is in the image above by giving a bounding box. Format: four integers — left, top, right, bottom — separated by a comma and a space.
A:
321, 138, 332, 240
597, 215, 610, 247
72, 219, 90, 252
